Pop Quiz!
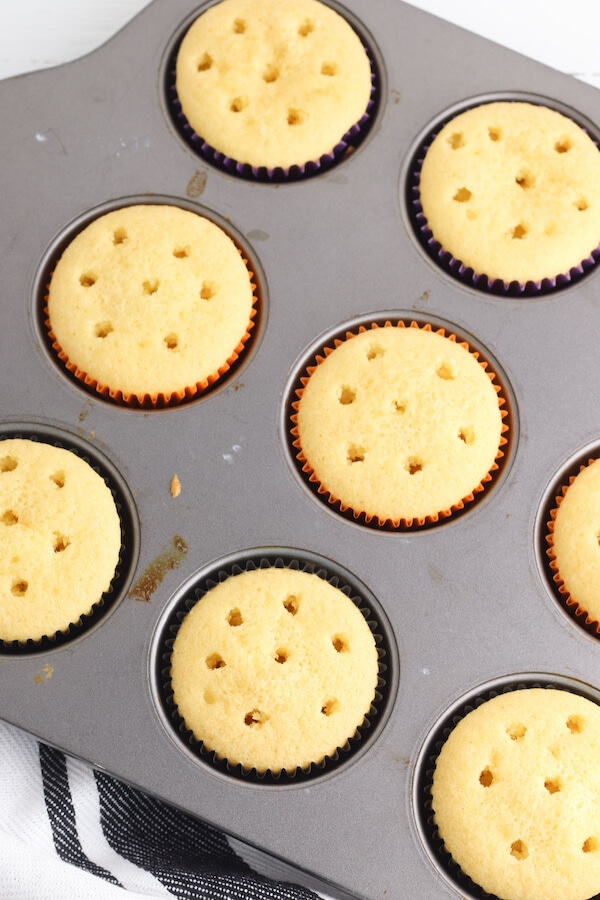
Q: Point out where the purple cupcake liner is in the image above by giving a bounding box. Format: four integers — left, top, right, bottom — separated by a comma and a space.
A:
408, 102, 600, 297
167, 36, 379, 183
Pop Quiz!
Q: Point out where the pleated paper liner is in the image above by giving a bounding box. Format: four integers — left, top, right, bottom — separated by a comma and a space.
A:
0, 425, 137, 655
154, 550, 396, 785
165, 10, 381, 183
414, 674, 600, 900
407, 96, 600, 297
545, 457, 600, 639
43, 249, 258, 410
289, 318, 511, 531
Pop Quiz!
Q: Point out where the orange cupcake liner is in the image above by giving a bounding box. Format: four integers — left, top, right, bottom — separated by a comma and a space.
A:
44, 254, 258, 410
545, 458, 600, 636
290, 319, 510, 530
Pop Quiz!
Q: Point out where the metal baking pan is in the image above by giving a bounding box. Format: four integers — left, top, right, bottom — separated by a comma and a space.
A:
2, 1, 600, 897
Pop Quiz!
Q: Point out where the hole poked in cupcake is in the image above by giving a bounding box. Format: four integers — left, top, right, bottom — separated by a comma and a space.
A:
45, 204, 257, 408
291, 321, 508, 528
430, 687, 600, 900
415, 101, 600, 289
169, 566, 378, 775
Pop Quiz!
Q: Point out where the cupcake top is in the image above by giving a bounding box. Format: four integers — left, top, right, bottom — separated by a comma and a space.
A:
175, 0, 372, 170
169, 566, 378, 774
549, 457, 600, 627
0, 439, 121, 643
46, 205, 255, 405
418, 101, 600, 284
431, 688, 600, 900
293, 323, 505, 526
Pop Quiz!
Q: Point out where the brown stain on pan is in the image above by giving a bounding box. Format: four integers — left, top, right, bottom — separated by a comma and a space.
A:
129, 535, 188, 603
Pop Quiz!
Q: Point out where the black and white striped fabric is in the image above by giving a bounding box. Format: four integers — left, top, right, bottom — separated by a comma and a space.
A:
0, 720, 332, 899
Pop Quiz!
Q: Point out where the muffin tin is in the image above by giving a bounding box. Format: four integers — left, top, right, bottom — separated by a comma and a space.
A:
2, 0, 600, 897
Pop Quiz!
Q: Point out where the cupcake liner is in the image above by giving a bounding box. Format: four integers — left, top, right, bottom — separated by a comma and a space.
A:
156, 552, 391, 784
167, 38, 378, 183
545, 457, 600, 637
408, 103, 600, 297
289, 319, 510, 531
43, 254, 258, 409
0, 430, 135, 654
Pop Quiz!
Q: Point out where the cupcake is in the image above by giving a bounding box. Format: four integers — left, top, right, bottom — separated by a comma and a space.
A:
169, 566, 379, 775
45, 204, 257, 407
291, 321, 508, 528
414, 101, 600, 291
430, 687, 600, 900
546, 456, 600, 634
173, 0, 373, 177
0, 438, 122, 645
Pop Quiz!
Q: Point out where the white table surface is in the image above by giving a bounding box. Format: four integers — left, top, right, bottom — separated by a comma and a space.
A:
1, 1, 599, 897
1, 0, 599, 87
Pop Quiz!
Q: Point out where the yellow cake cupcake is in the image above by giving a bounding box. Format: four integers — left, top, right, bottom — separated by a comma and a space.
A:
46, 205, 256, 407
0, 439, 121, 644
291, 321, 507, 527
431, 688, 600, 900
547, 457, 600, 632
169, 566, 378, 774
418, 101, 600, 286
175, 0, 372, 171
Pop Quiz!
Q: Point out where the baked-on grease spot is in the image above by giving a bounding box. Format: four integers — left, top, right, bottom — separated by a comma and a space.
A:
129, 535, 188, 603
453, 187, 472, 202
227, 607, 243, 626
0, 456, 17, 473
164, 333, 179, 350
230, 96, 249, 113
232, 17, 246, 33
321, 62, 337, 76
575, 197, 589, 211
173, 245, 190, 258
52, 532, 71, 553
1, 510, 18, 525
11, 579, 28, 597
283, 594, 299, 615
347, 444, 365, 464
458, 426, 475, 445
583, 837, 599, 853
338, 386, 356, 405
332, 634, 349, 653
274, 649, 288, 664
143, 279, 159, 295
366, 343, 385, 361
79, 273, 96, 287
511, 223, 528, 240
244, 709, 267, 727
186, 170, 207, 199
555, 136, 573, 153
95, 321, 114, 339
287, 108, 305, 126
200, 281, 216, 300
567, 714, 584, 733
263, 64, 279, 83
321, 698, 339, 716
50, 471, 66, 488
436, 360, 457, 380
488, 126, 502, 142
544, 777, 561, 794
510, 840, 528, 860
479, 767, 494, 787
405, 457, 424, 475
112, 227, 127, 245
448, 132, 465, 150
197, 52, 213, 72
516, 170, 535, 190
507, 722, 527, 741
206, 653, 226, 670
298, 18, 314, 36
33, 664, 53, 684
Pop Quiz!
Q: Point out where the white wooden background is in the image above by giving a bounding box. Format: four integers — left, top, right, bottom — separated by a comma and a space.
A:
0, 0, 599, 87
